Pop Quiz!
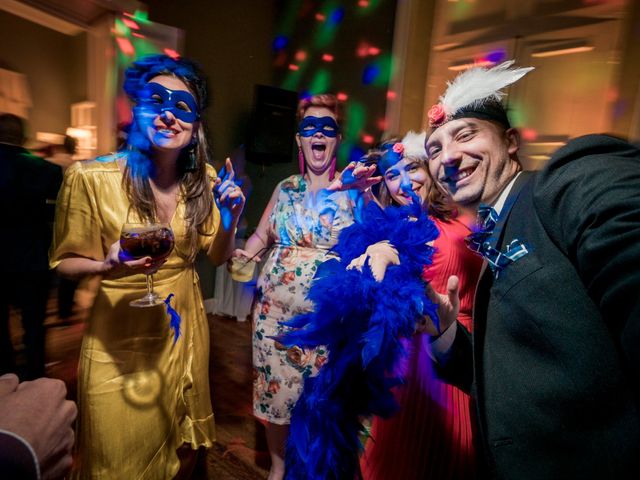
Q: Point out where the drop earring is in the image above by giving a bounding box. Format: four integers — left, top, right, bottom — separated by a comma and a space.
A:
328, 155, 337, 181
298, 146, 305, 175
185, 137, 197, 171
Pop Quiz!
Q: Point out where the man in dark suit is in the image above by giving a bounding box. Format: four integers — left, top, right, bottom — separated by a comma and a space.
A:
0, 113, 62, 379
420, 62, 640, 478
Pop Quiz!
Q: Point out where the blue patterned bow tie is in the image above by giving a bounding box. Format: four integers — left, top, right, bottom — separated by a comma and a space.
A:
466, 204, 529, 277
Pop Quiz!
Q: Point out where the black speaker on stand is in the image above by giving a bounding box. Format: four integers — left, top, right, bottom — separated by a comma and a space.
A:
246, 85, 298, 165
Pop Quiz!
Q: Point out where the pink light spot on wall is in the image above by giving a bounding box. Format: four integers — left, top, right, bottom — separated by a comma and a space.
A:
357, 42, 381, 57
386, 90, 397, 100
117, 96, 132, 123
315, 13, 326, 21
295, 50, 307, 61
358, 0, 370, 7
122, 18, 140, 30
164, 48, 180, 60
356, 42, 370, 58
289, 64, 300, 71
273, 51, 287, 67
337, 92, 348, 101
132, 32, 145, 39
377, 117, 387, 131
362, 134, 374, 144
520, 128, 538, 142
116, 37, 135, 56
322, 53, 334, 62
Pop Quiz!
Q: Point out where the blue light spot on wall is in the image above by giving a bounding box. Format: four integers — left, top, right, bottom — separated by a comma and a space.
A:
329, 7, 345, 26
272, 35, 289, 51
349, 145, 366, 163
362, 64, 380, 85
487, 49, 506, 63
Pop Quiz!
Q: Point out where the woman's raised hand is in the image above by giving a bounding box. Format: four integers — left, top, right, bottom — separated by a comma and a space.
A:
214, 158, 246, 230
327, 162, 382, 192
346, 240, 399, 282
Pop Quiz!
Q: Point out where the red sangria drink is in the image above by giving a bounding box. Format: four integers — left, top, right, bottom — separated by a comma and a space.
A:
120, 223, 174, 307
120, 225, 175, 259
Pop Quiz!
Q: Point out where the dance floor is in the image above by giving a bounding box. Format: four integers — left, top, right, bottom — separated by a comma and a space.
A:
8, 283, 269, 479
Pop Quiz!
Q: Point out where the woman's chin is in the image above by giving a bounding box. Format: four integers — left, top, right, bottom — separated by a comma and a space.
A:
392, 197, 411, 206
392, 195, 424, 207
305, 160, 332, 176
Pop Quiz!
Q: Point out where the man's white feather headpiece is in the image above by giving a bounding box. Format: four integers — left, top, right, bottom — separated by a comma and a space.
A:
427, 60, 534, 129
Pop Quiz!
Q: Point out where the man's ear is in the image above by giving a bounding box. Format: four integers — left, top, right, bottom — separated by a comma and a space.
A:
505, 128, 520, 155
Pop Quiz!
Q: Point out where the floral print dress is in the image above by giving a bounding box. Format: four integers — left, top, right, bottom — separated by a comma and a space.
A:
253, 174, 356, 424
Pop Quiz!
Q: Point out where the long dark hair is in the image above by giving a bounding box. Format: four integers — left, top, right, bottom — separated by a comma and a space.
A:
122, 54, 214, 261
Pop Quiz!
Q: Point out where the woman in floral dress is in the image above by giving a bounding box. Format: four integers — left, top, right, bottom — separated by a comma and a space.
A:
231, 94, 378, 480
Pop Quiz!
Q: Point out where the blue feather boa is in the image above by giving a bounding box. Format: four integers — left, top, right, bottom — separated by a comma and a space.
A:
278, 202, 439, 480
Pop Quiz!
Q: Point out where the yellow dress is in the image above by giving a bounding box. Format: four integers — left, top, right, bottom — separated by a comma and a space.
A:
50, 156, 218, 479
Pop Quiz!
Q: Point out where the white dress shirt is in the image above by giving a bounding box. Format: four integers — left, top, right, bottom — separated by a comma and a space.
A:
429, 172, 522, 361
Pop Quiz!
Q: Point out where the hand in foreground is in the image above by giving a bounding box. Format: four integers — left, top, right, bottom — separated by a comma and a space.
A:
102, 240, 167, 278
417, 275, 460, 336
347, 240, 399, 282
0, 374, 77, 480
327, 162, 382, 192
214, 158, 246, 230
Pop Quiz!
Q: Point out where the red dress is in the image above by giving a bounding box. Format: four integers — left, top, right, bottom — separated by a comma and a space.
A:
360, 215, 483, 480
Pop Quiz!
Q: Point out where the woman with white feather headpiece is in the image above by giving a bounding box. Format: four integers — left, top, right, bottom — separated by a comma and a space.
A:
354, 130, 484, 480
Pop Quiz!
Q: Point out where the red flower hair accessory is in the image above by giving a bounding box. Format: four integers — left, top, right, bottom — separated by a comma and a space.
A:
427, 103, 446, 128
392, 142, 404, 155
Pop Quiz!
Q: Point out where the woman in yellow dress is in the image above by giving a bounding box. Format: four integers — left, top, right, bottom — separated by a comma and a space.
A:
50, 54, 244, 479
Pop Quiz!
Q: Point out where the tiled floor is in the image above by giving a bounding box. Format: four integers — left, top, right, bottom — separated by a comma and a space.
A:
7, 285, 269, 479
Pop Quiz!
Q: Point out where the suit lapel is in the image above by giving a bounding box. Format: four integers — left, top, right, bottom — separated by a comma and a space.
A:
473, 171, 534, 318
471, 171, 535, 396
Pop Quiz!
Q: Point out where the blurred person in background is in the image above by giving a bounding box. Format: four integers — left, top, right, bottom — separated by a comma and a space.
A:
45, 134, 79, 170
0, 113, 62, 380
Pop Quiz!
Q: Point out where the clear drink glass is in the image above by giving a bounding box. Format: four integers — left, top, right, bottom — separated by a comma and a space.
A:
229, 256, 257, 282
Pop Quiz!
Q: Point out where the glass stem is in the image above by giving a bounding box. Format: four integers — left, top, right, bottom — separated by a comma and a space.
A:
146, 274, 154, 297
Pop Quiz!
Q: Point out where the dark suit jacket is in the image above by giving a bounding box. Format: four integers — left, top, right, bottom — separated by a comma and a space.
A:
0, 430, 39, 479
438, 135, 640, 479
0, 143, 62, 273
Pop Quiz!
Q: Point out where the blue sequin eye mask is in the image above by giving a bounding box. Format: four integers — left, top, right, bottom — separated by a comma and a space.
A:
138, 82, 200, 123
298, 116, 339, 137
